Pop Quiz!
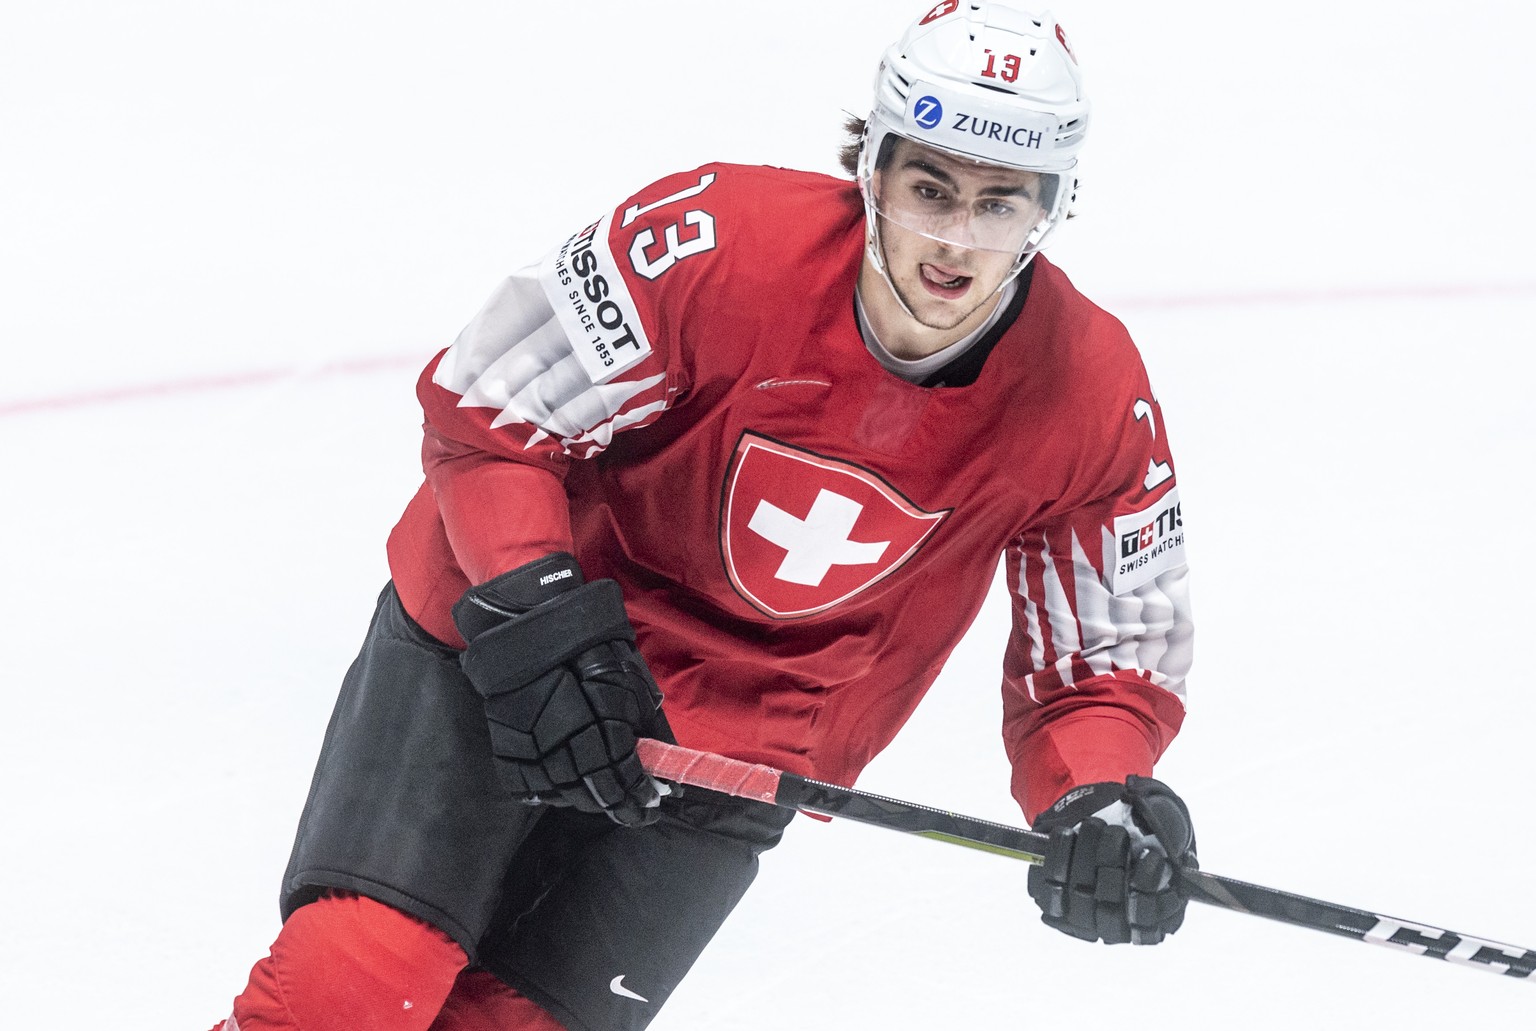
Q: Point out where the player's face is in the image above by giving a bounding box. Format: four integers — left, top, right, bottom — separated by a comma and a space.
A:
861, 139, 1047, 356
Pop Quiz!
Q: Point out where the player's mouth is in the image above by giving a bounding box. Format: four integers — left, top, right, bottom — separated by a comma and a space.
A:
919, 262, 972, 300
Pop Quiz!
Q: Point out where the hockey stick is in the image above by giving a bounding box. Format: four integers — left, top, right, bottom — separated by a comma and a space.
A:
637, 738, 1536, 981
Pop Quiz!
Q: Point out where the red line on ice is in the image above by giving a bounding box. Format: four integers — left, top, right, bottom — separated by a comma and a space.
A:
2, 282, 1532, 419
0, 354, 421, 419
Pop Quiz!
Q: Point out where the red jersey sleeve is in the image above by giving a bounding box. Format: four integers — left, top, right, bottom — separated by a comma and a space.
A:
410, 169, 735, 584
1002, 375, 1193, 822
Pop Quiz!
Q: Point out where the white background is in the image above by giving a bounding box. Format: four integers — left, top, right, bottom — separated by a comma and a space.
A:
3, 2, 1535, 1027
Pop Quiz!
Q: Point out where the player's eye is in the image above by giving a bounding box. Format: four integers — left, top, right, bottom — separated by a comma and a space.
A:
978, 199, 1017, 220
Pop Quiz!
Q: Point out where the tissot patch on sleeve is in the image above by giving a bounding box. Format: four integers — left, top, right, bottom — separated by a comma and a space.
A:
538, 213, 653, 385
1104, 488, 1185, 595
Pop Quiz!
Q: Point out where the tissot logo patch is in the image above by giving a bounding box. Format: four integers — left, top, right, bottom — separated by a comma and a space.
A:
721, 434, 949, 619
541, 214, 653, 385
1105, 487, 1185, 595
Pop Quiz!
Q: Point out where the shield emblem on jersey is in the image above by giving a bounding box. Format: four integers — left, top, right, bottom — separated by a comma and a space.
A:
720, 433, 950, 619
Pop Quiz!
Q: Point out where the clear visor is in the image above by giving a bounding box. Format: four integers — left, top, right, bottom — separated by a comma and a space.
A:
859, 127, 1068, 256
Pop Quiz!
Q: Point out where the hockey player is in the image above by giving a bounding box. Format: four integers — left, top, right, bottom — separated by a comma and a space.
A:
214, 3, 1197, 1029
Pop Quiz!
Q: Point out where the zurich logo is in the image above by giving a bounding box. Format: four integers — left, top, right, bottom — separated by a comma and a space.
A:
912, 95, 943, 130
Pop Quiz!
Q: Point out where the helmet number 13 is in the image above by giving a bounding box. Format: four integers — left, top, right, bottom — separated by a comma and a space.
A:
980, 50, 1023, 83
623, 172, 719, 281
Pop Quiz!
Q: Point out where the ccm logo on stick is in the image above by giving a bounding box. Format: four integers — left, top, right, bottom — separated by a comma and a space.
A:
1365, 916, 1536, 976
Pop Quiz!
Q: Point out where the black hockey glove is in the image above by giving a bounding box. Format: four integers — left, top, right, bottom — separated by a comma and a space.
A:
1026, 775, 1196, 945
452, 552, 675, 827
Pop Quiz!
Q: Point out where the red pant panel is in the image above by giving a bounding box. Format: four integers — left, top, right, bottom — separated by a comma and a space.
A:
428, 969, 566, 1031
229, 893, 466, 1031
218, 894, 565, 1031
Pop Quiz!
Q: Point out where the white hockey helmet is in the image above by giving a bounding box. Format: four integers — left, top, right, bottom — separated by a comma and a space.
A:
858, 2, 1089, 278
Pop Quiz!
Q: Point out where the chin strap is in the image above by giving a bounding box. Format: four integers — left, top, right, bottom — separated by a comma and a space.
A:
861, 214, 919, 322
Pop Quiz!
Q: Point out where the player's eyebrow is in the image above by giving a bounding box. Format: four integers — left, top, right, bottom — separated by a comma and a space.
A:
901, 157, 1034, 198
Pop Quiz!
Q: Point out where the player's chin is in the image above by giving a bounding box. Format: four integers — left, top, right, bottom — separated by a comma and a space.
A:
907, 300, 974, 333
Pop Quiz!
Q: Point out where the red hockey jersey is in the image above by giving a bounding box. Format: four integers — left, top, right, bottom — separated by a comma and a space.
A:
386, 163, 1192, 820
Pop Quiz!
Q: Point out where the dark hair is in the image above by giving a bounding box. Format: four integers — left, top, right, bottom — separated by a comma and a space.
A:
838, 114, 867, 177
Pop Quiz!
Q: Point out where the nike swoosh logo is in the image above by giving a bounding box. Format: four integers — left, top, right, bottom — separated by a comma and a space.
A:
609, 975, 649, 1003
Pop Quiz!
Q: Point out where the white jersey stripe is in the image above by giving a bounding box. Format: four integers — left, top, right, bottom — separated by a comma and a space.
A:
433, 269, 553, 393
565, 394, 671, 449
484, 355, 586, 432
1014, 520, 1192, 707
519, 375, 667, 444
1138, 566, 1192, 700
1039, 537, 1080, 688
1105, 587, 1148, 674
1069, 529, 1116, 679
433, 266, 675, 456
1130, 575, 1171, 676
1015, 551, 1047, 702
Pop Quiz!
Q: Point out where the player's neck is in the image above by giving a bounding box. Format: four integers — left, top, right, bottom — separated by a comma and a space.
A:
856, 259, 1006, 361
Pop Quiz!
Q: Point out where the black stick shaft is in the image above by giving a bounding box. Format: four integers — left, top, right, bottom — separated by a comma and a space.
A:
637, 739, 1536, 981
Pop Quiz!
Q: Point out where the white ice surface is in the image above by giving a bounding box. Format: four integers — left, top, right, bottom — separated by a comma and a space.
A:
3, 2, 1535, 1027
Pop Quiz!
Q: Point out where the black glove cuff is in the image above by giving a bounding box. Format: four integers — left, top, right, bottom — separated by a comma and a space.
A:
452, 552, 585, 643
461, 579, 638, 697
1031, 781, 1126, 832
1032, 776, 1196, 865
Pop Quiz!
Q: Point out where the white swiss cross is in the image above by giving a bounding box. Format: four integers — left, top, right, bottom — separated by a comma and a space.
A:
747, 489, 891, 587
